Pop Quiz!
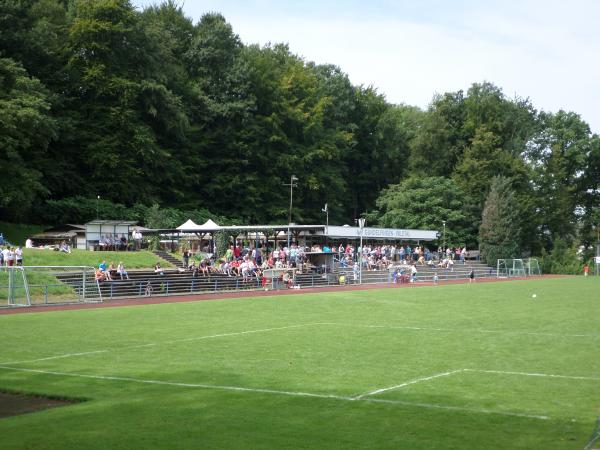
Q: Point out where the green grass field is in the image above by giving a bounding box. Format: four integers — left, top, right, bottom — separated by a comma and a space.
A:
0, 277, 598, 449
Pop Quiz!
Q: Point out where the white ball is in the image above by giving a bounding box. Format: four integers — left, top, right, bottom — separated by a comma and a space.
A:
532, 294, 537, 298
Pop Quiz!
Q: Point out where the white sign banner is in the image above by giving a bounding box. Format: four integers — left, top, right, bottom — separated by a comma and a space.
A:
325, 226, 438, 241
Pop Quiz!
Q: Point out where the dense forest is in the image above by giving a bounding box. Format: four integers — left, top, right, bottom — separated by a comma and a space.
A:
1, 0, 599, 258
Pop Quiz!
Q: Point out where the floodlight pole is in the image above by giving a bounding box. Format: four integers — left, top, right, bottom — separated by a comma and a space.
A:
283, 175, 298, 249
358, 218, 366, 284
96, 195, 100, 220
442, 220, 446, 251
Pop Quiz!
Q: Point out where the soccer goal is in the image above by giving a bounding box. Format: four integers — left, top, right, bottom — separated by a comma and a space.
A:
497, 258, 541, 278
525, 258, 541, 276
16, 266, 102, 306
496, 259, 526, 278
0, 266, 31, 307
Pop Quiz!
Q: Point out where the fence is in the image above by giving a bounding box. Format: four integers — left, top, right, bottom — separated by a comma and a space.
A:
1, 261, 498, 306
0, 266, 101, 307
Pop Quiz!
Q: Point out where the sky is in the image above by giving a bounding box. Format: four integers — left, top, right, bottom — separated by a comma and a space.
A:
133, 0, 600, 133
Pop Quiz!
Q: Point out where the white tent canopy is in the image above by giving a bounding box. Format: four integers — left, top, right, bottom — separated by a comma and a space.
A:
177, 219, 200, 230
199, 219, 220, 230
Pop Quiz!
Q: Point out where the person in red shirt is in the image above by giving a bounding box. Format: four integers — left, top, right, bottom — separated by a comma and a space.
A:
583, 264, 589, 277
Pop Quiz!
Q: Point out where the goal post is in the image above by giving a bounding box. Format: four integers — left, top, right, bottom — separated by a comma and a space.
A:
497, 258, 541, 278
0, 266, 31, 307
1, 266, 103, 306
496, 259, 526, 278
526, 258, 541, 276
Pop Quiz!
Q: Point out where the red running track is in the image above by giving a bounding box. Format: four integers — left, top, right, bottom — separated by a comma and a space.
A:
0, 275, 568, 316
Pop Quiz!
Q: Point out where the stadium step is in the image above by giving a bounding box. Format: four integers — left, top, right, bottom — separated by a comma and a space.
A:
152, 250, 185, 268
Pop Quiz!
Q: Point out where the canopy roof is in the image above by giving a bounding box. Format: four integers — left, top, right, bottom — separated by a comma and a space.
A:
200, 219, 220, 229
177, 219, 199, 230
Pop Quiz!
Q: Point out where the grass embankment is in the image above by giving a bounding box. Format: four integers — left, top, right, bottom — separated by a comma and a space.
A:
20, 249, 172, 269
0, 277, 599, 449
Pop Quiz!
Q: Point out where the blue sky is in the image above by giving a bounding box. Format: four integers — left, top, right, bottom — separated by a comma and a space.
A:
134, 0, 600, 133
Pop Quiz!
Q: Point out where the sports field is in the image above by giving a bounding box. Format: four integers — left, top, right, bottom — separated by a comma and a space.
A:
0, 277, 598, 449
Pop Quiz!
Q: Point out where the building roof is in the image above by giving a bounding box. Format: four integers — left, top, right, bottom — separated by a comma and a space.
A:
160, 224, 440, 241
85, 220, 138, 226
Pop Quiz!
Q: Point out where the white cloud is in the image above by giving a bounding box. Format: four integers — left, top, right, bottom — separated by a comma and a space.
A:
134, 0, 600, 132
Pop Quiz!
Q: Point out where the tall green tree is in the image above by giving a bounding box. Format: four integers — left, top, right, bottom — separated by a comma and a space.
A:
409, 90, 466, 176
0, 57, 57, 219
371, 176, 471, 246
525, 111, 592, 247
479, 176, 521, 264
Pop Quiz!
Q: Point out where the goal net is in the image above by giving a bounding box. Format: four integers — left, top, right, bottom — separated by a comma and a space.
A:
9, 266, 103, 306
497, 258, 541, 278
525, 258, 541, 276
497, 259, 526, 278
0, 267, 31, 307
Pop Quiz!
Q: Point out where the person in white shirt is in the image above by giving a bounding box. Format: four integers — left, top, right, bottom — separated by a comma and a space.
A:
1, 247, 9, 266
132, 228, 142, 250
410, 264, 418, 282
25, 238, 33, 248
6, 248, 15, 267
117, 262, 129, 280
15, 247, 23, 266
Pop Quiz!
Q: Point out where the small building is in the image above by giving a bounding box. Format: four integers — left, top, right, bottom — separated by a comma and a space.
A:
84, 220, 139, 251
30, 224, 86, 248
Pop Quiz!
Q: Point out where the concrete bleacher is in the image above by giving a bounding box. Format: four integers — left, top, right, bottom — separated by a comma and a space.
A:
338, 260, 496, 284
54, 259, 497, 301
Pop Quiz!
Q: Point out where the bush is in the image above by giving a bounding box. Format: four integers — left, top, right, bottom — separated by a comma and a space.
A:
539, 237, 584, 274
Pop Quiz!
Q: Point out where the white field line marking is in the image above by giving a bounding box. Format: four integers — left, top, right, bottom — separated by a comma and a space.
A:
124, 323, 322, 349
0, 365, 549, 421
0, 350, 109, 366
0, 323, 321, 366
321, 322, 597, 338
363, 397, 549, 421
465, 369, 600, 382
354, 370, 464, 400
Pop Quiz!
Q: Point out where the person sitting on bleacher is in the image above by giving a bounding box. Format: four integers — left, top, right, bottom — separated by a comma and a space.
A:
107, 262, 117, 279
95, 268, 106, 282
99, 261, 112, 280
199, 260, 209, 276
188, 261, 198, 277
154, 262, 164, 276
117, 262, 129, 280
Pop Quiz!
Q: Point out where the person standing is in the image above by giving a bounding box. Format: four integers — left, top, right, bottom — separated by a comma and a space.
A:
6, 247, 15, 267
15, 246, 23, 266
132, 228, 142, 250
583, 264, 589, 277
469, 268, 475, 283
183, 248, 190, 268
411, 264, 418, 283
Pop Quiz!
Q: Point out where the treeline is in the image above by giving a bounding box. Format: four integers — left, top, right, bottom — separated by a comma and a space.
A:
1, 0, 599, 259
